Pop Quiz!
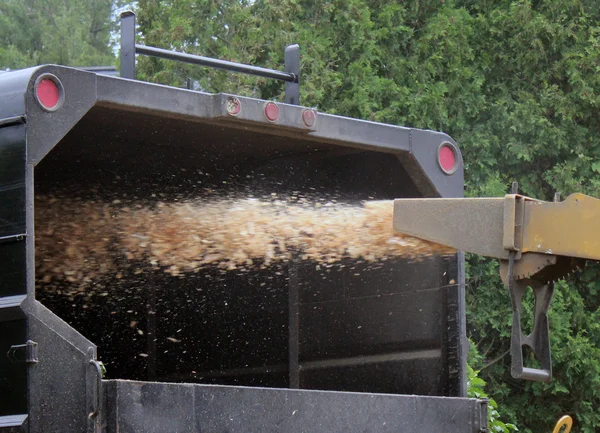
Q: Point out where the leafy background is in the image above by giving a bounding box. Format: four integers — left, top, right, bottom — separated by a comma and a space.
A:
3, 0, 600, 431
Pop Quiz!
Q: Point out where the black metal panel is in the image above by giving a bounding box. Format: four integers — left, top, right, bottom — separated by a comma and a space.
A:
0, 69, 32, 120
299, 289, 442, 359
0, 124, 26, 239
0, 241, 26, 298
293, 254, 462, 396
0, 319, 27, 417
38, 267, 290, 386
104, 380, 486, 433
25, 66, 97, 165
297, 257, 453, 359
409, 128, 465, 199
0, 117, 28, 428
345, 257, 450, 296
300, 355, 443, 395
150, 272, 289, 381
24, 301, 96, 433
0, 96, 99, 432
417, 395, 486, 433
38, 258, 461, 395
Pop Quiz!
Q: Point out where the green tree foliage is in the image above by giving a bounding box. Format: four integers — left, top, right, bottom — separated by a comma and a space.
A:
135, 2, 600, 431
460, 2, 600, 432
0, 0, 117, 69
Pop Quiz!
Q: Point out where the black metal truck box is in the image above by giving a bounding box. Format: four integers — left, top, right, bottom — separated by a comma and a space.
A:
0, 23, 485, 432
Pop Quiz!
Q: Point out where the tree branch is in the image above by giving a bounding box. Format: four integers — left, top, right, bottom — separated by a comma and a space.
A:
481, 349, 510, 371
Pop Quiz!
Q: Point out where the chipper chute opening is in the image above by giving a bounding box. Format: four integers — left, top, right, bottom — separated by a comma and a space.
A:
34, 96, 459, 393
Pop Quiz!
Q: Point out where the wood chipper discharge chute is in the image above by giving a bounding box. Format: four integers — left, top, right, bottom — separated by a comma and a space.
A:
394, 185, 600, 383
0, 62, 486, 433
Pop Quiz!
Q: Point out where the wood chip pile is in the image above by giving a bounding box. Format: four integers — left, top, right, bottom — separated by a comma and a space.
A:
35, 195, 455, 292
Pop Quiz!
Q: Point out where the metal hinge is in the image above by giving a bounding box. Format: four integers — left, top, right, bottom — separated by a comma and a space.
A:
87, 347, 103, 433
478, 399, 489, 432
7, 340, 39, 364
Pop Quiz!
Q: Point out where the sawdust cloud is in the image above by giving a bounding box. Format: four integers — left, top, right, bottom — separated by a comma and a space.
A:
35, 195, 455, 292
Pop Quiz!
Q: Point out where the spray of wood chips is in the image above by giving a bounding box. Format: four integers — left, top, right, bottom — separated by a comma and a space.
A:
35, 196, 454, 292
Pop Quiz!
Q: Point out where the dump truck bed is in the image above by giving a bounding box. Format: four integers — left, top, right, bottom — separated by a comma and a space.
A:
0, 65, 483, 433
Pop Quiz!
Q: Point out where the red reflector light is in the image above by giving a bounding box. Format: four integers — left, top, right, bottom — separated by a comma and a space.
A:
36, 79, 60, 109
264, 102, 279, 122
34, 75, 64, 111
438, 143, 457, 175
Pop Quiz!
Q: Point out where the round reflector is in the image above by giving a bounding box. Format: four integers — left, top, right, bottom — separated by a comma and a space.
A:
438, 143, 457, 175
302, 109, 316, 127
226, 97, 241, 116
264, 102, 279, 122
35, 75, 64, 111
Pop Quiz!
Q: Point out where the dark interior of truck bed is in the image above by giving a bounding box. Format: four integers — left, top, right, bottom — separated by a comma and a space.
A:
33, 104, 461, 397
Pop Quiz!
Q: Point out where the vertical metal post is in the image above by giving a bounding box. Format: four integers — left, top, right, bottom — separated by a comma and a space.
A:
284, 45, 300, 105
288, 257, 300, 388
146, 284, 157, 381
120, 11, 136, 80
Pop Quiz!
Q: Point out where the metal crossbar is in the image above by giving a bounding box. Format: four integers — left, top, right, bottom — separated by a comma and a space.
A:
119, 11, 300, 105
